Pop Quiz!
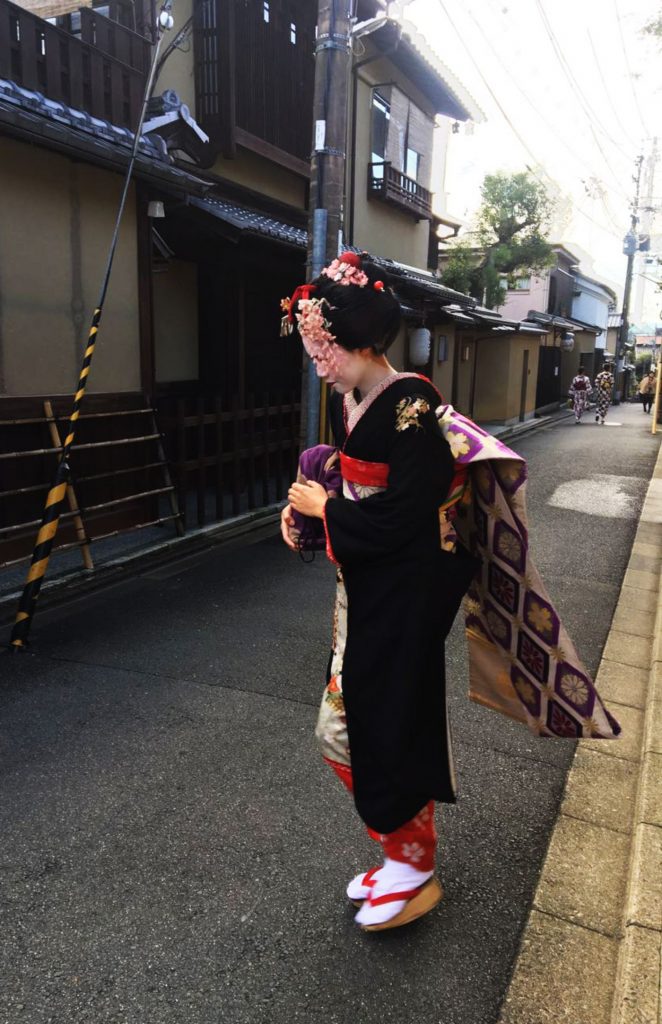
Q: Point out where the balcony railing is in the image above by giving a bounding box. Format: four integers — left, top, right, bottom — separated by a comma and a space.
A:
0, 0, 148, 129
79, 8, 151, 75
368, 161, 433, 221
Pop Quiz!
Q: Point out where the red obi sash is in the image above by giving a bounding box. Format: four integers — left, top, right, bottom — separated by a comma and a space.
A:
340, 452, 389, 488
340, 452, 468, 509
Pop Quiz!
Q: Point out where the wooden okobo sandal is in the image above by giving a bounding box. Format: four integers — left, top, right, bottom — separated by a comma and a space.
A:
359, 877, 443, 932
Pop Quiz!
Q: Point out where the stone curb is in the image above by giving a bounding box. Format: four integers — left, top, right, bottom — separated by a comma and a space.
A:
498, 434, 662, 1024
488, 408, 573, 445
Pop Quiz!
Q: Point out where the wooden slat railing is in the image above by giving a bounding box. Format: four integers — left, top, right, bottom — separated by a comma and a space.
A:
0, 0, 148, 128
160, 393, 301, 529
368, 161, 433, 220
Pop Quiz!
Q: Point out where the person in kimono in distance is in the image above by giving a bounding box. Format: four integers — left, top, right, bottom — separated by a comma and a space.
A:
280, 252, 476, 932
569, 367, 593, 424
594, 362, 615, 424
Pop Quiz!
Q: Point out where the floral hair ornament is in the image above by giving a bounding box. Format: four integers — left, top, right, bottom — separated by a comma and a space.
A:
321, 252, 369, 288
296, 295, 336, 351
280, 284, 353, 380
321, 251, 385, 293
280, 284, 318, 337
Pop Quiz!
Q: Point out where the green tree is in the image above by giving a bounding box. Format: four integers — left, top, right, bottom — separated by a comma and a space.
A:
442, 171, 555, 309
643, 10, 662, 38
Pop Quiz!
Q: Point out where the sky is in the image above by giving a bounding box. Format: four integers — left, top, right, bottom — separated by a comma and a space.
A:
404, 0, 661, 311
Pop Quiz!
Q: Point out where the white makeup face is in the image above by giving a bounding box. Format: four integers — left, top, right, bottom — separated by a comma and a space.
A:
307, 343, 373, 394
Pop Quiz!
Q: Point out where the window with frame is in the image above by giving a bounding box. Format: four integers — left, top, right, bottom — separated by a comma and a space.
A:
405, 147, 420, 181
371, 90, 391, 179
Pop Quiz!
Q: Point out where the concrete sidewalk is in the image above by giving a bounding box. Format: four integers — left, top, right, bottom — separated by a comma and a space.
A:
499, 432, 662, 1024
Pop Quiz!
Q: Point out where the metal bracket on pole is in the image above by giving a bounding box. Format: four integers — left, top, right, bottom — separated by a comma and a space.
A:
316, 36, 351, 52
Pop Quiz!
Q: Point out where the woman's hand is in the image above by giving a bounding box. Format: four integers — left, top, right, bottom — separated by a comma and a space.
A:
288, 480, 329, 519
280, 503, 298, 552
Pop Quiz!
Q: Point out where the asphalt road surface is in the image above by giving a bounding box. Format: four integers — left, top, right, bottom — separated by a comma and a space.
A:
0, 403, 658, 1024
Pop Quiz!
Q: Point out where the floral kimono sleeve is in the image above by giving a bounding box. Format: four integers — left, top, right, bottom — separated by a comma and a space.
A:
324, 396, 455, 565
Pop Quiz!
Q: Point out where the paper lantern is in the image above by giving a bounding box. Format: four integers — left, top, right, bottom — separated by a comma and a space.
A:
560, 330, 575, 352
409, 327, 431, 366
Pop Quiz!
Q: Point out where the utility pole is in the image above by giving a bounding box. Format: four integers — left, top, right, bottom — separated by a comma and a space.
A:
632, 137, 659, 325
618, 153, 645, 402
303, 0, 353, 449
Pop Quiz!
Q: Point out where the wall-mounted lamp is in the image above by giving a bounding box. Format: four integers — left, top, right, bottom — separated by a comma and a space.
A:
147, 200, 165, 219
560, 330, 575, 351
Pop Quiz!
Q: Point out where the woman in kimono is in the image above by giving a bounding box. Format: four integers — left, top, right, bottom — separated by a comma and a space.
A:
569, 367, 592, 423
280, 253, 475, 932
594, 362, 615, 424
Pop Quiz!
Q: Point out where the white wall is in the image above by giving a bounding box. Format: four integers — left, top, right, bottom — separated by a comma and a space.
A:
572, 277, 611, 351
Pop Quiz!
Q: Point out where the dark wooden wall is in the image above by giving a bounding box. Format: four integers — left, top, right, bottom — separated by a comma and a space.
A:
195, 0, 315, 164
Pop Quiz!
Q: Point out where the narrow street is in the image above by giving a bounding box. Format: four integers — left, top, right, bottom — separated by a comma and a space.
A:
1, 404, 659, 1024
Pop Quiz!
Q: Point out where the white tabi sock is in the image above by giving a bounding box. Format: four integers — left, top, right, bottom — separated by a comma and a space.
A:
346, 867, 383, 902
353, 858, 433, 927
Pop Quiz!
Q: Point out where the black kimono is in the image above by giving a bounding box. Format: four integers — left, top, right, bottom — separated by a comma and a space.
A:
318, 374, 476, 835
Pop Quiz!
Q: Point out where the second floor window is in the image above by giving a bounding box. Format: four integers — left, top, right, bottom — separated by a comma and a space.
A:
371, 91, 391, 179
405, 147, 420, 181
370, 87, 430, 188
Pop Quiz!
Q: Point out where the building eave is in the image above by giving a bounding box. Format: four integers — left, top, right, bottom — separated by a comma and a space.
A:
368, 19, 484, 123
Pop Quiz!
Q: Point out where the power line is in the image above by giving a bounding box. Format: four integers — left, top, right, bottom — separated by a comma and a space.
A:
574, 197, 623, 237
433, 0, 629, 242
457, 3, 629, 204
533, 0, 634, 189
435, 0, 556, 190
585, 26, 639, 153
612, 0, 651, 140
534, 0, 631, 163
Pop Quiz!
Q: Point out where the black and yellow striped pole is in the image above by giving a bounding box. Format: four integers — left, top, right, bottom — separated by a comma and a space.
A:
9, 1, 175, 651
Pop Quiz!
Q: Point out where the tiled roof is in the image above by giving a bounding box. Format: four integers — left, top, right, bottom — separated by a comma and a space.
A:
399, 19, 485, 123
360, 255, 477, 307
0, 77, 482, 310
526, 312, 601, 334
190, 196, 307, 248
608, 312, 623, 329
189, 200, 478, 305
441, 304, 547, 333
0, 77, 211, 197
0, 78, 168, 160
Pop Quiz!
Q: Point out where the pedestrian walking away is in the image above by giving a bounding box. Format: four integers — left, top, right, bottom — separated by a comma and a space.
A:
594, 361, 615, 424
279, 251, 620, 934
569, 366, 592, 423
639, 370, 656, 414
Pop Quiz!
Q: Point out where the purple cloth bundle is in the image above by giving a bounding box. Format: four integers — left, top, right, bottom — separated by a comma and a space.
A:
291, 444, 342, 554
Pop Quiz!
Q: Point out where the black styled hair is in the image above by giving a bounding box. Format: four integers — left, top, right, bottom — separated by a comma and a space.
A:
578, 365, 586, 373
294, 253, 402, 354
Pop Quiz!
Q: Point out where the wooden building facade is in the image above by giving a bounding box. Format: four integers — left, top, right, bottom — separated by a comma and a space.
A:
0, 0, 484, 583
